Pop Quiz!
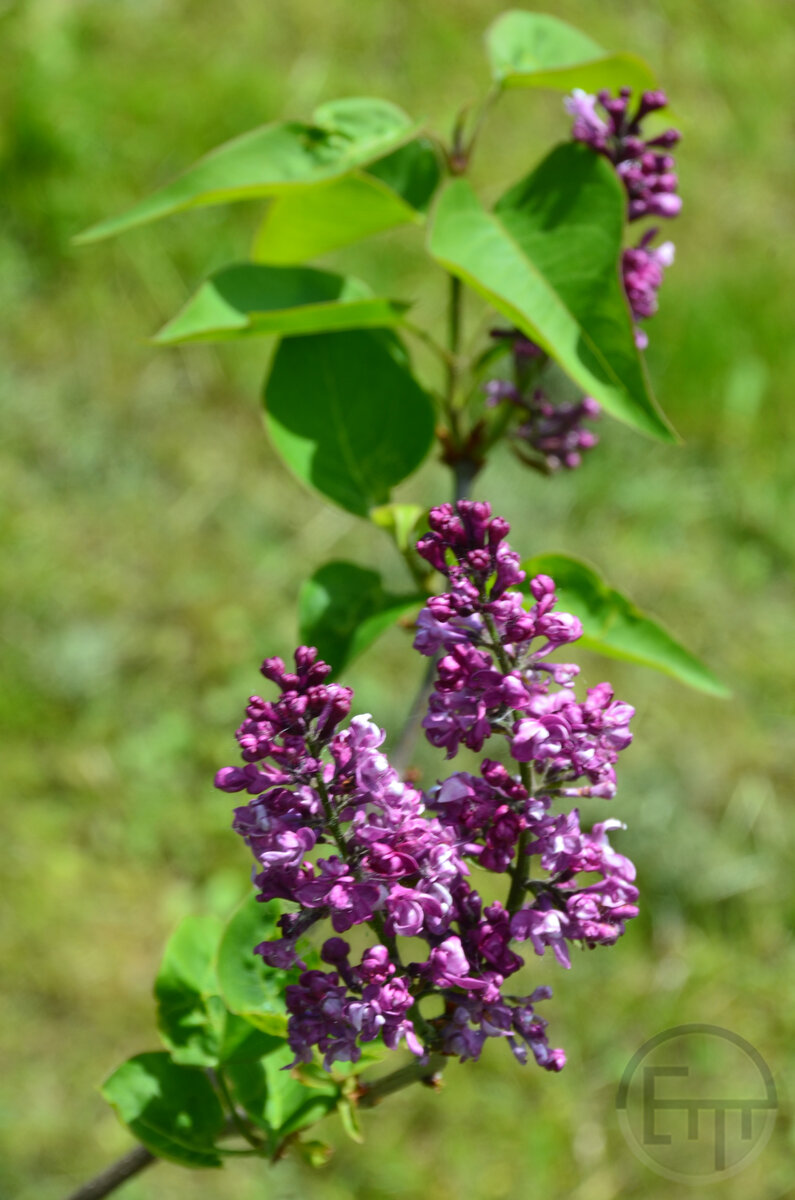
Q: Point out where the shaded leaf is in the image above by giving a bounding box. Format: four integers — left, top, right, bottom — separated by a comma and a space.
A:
252, 138, 440, 263
226, 1044, 340, 1140
523, 553, 730, 697
76, 97, 419, 243
299, 561, 423, 675
486, 11, 656, 94
428, 146, 676, 441
155, 265, 406, 345
217, 893, 313, 1036
264, 329, 435, 516
101, 1053, 224, 1168
154, 916, 225, 1067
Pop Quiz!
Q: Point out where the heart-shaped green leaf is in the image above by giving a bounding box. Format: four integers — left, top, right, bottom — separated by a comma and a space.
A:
523, 553, 730, 697
428, 145, 676, 442
154, 265, 406, 345
299, 561, 423, 675
76, 98, 420, 243
264, 329, 435, 516
486, 11, 657, 94
101, 1053, 224, 1168
252, 138, 440, 263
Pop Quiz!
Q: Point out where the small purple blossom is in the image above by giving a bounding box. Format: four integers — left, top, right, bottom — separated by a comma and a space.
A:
566, 85, 681, 348
216, 503, 637, 1076
566, 86, 682, 221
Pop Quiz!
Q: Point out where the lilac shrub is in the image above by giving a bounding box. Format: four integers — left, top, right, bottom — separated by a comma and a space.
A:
216, 503, 639, 1072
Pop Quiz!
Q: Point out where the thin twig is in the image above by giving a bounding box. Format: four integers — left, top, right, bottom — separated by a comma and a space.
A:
63, 1144, 155, 1200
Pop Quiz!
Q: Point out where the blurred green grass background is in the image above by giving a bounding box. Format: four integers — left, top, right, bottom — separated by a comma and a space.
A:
2, 0, 794, 1197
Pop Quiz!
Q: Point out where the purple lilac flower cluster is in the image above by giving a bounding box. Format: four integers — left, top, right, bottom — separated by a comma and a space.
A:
485, 361, 601, 473
566, 86, 681, 347
216, 503, 638, 1073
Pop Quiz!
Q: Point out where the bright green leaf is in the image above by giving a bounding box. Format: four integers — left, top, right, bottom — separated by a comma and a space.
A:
217, 893, 304, 1036
76, 98, 420, 244
428, 146, 676, 442
299, 560, 423, 675
154, 915, 225, 1067
101, 1053, 224, 1168
370, 503, 426, 553
252, 138, 440, 263
523, 553, 730, 697
154, 265, 406, 345
264, 329, 435, 516
486, 11, 656, 94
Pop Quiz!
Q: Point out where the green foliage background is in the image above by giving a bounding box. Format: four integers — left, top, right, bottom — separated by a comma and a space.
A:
2, 1, 793, 1197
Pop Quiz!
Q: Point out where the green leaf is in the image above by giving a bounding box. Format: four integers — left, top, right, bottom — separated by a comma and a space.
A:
264, 329, 435, 516
522, 553, 730, 697
370, 503, 426, 553
76, 97, 420, 244
252, 138, 440, 263
486, 11, 657, 94
154, 265, 406, 345
299, 561, 423, 675
101, 1053, 224, 1168
226, 1044, 340, 1140
217, 894, 303, 1036
428, 146, 676, 442
154, 915, 226, 1067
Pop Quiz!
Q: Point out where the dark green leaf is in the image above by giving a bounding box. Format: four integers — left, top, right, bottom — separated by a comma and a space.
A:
101, 1053, 224, 1168
523, 553, 730, 697
299, 561, 423, 675
428, 146, 676, 442
217, 894, 307, 1036
252, 138, 440, 263
366, 138, 441, 212
154, 265, 406, 345
76, 98, 419, 243
154, 916, 225, 1067
486, 11, 657, 94
264, 329, 435, 515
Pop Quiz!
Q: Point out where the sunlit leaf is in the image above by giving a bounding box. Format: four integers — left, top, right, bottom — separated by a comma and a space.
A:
428, 146, 676, 441
155, 265, 406, 345
523, 553, 730, 697
252, 138, 440, 263
486, 11, 656, 94
76, 98, 420, 243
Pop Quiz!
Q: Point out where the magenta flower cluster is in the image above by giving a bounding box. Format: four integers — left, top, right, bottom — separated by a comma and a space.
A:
485, 362, 601, 473
566, 85, 681, 348
216, 503, 638, 1073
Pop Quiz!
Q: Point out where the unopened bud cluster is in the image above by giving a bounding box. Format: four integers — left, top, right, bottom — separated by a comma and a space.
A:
566, 85, 681, 348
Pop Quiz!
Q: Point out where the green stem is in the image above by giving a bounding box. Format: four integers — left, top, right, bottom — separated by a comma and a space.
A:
214, 1067, 265, 1152
358, 1053, 447, 1108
